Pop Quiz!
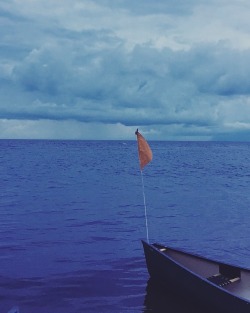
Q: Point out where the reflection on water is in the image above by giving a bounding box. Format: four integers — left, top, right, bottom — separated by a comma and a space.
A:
7, 307, 19, 313
0, 257, 147, 313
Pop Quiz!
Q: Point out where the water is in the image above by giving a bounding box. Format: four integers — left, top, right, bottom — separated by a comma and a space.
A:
1, 140, 250, 312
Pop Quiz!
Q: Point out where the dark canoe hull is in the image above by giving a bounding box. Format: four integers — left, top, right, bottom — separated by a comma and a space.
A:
142, 240, 250, 313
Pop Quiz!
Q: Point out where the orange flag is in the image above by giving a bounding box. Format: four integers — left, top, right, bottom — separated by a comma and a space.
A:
135, 129, 153, 170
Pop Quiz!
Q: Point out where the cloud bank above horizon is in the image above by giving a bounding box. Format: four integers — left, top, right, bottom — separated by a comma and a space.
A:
1, 0, 250, 140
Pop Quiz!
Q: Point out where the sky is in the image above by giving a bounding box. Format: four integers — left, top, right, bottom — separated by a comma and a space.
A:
1, 0, 250, 140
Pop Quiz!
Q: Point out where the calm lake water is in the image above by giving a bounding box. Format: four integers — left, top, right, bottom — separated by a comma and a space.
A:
1, 140, 250, 313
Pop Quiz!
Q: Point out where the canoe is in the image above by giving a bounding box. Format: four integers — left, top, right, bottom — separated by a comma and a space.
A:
144, 277, 215, 313
142, 240, 250, 313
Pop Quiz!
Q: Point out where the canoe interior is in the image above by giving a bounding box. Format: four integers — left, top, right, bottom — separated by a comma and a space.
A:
151, 243, 250, 302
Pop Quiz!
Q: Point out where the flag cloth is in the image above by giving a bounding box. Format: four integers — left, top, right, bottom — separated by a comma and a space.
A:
135, 129, 153, 170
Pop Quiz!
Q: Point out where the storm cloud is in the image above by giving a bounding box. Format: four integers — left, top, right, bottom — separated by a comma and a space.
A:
1, 0, 250, 140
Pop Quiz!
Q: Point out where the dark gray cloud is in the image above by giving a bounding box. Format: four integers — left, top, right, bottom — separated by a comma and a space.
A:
2, 40, 247, 128
172, 45, 250, 96
0, 42, 248, 122
1, 0, 250, 140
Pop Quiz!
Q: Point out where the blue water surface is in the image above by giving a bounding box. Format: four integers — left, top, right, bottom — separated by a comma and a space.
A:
1, 140, 250, 313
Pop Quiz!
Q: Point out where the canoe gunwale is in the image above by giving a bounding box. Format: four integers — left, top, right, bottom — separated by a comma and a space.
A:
142, 240, 250, 308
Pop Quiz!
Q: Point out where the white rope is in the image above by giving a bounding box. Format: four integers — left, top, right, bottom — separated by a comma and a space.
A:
141, 170, 149, 243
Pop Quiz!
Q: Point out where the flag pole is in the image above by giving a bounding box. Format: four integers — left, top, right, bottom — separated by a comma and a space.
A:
140, 169, 149, 243
135, 129, 153, 244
